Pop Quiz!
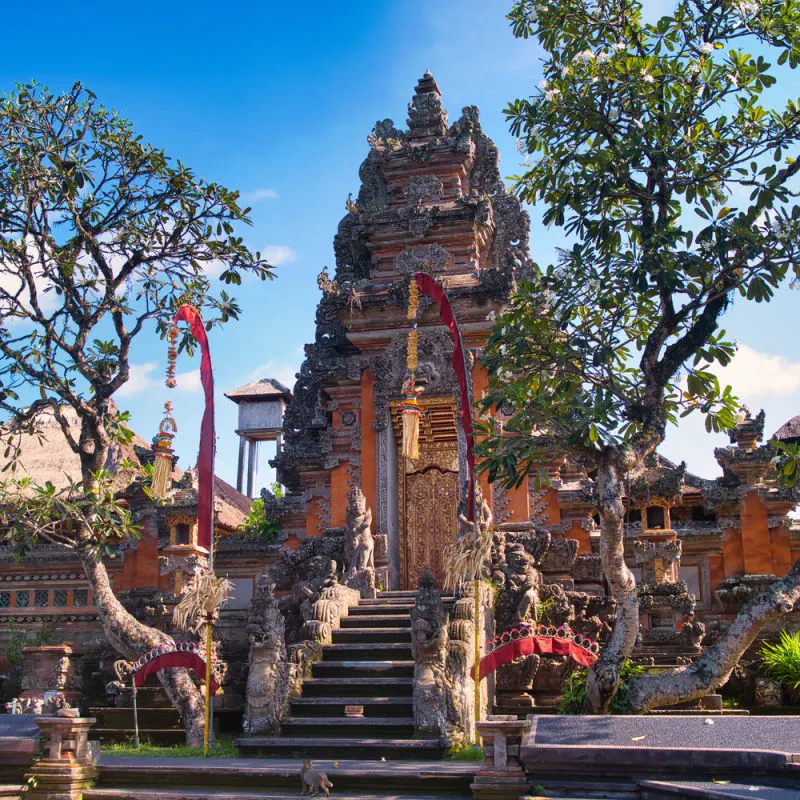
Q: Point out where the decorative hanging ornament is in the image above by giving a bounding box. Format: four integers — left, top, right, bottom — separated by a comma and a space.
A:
401, 276, 424, 460
150, 326, 180, 498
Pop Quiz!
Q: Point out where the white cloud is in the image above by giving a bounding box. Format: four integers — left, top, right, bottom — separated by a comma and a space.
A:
237, 358, 300, 393
175, 369, 201, 392
115, 362, 159, 398
261, 246, 298, 267
713, 343, 800, 399
242, 188, 278, 202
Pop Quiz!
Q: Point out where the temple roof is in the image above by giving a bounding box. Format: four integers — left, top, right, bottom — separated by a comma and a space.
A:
225, 378, 293, 404
773, 414, 800, 443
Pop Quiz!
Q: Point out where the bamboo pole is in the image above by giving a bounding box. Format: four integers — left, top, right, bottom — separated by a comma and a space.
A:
204, 613, 213, 757
131, 674, 140, 749
473, 580, 481, 744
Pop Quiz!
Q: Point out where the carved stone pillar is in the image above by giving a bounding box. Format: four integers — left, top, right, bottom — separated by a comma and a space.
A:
471, 715, 531, 800
25, 712, 98, 800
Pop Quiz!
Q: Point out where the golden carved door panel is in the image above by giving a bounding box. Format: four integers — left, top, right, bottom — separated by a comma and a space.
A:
404, 466, 458, 589
391, 396, 461, 590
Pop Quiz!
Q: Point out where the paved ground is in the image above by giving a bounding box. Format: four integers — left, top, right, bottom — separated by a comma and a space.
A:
532, 715, 800, 752
98, 755, 478, 775
642, 780, 800, 799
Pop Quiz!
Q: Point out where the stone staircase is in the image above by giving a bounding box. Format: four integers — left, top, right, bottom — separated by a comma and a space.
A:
237, 589, 451, 760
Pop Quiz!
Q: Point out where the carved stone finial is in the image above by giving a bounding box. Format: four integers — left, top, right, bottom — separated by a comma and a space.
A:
407, 72, 448, 139
730, 407, 765, 447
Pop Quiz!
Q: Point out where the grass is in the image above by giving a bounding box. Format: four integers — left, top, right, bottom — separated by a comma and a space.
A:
101, 734, 238, 758
761, 629, 800, 699
447, 743, 484, 761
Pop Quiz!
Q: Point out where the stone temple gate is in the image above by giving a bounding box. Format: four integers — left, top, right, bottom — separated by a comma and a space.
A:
270, 72, 534, 589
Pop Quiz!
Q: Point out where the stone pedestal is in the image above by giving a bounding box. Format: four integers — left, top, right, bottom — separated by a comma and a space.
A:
25, 713, 97, 800
14, 645, 82, 715
471, 715, 532, 800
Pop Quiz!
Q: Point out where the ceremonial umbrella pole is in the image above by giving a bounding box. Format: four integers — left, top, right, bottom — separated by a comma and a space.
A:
166, 305, 229, 757
408, 272, 488, 743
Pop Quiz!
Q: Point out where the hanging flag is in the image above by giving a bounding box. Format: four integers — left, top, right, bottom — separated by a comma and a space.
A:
414, 273, 476, 521
173, 305, 215, 552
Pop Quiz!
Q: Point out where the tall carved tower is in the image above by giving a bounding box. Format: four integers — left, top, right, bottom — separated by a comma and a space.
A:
274, 73, 533, 588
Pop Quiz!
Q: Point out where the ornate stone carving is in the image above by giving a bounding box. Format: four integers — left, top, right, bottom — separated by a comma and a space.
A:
395, 243, 451, 275
405, 175, 443, 207
343, 488, 376, 597
755, 678, 783, 707
540, 536, 579, 574
243, 577, 292, 734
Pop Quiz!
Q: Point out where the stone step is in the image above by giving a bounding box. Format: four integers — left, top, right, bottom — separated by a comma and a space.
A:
340, 614, 413, 628
535, 777, 640, 799
639, 779, 800, 799
96, 756, 476, 795
235, 736, 448, 761
322, 642, 413, 661
311, 660, 415, 679
349, 604, 412, 616
288, 697, 413, 718
90, 727, 187, 746
89, 707, 181, 727
333, 627, 412, 644
300, 677, 413, 698
359, 596, 417, 605
88, 791, 470, 800
280, 716, 415, 738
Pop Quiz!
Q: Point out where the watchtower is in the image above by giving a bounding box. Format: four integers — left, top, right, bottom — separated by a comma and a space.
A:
225, 378, 292, 497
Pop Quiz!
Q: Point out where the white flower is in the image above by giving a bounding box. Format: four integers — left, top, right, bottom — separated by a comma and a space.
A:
726, 72, 739, 87
736, 0, 759, 14
573, 48, 595, 64
596, 51, 610, 64
539, 79, 550, 90
561, 65, 572, 77
688, 62, 701, 75
613, 41, 626, 51
641, 69, 654, 84
700, 41, 714, 54
545, 88, 561, 101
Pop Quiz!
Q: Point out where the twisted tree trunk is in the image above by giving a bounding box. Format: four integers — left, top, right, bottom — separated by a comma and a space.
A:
78, 535, 205, 745
585, 452, 639, 712
628, 558, 800, 712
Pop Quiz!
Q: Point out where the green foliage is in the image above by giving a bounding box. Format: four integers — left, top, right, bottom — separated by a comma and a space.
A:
0, 81, 274, 551
770, 438, 800, 487
101, 734, 237, 758
238, 485, 284, 540
760, 629, 800, 698
478, 0, 800, 487
447, 742, 484, 761
559, 661, 645, 714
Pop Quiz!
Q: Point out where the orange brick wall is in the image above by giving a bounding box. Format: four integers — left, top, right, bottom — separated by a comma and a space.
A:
740, 492, 773, 575
722, 527, 745, 578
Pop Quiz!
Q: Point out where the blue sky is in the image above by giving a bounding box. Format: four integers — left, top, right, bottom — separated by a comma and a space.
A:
4, 0, 800, 490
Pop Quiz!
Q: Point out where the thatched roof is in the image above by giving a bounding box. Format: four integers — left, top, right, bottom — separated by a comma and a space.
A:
773, 414, 800, 443
225, 378, 292, 403
2, 406, 149, 492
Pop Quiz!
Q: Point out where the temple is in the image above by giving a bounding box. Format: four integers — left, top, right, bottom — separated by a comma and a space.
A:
1, 74, 799, 726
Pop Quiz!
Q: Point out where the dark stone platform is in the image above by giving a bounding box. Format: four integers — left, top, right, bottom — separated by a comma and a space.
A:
530, 715, 799, 753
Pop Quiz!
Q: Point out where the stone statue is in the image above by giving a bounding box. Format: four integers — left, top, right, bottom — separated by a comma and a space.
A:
410, 569, 462, 738
492, 536, 542, 698
343, 488, 376, 596
243, 576, 291, 734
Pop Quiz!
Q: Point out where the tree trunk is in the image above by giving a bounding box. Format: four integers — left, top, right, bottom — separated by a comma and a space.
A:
585, 452, 639, 712
77, 540, 205, 745
627, 558, 800, 712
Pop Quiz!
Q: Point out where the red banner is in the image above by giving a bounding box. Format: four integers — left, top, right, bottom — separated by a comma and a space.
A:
133, 651, 220, 695
173, 306, 214, 552
474, 634, 599, 680
414, 273, 475, 521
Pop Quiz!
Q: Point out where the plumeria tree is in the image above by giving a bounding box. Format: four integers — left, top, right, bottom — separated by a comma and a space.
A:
0, 82, 273, 741
478, 0, 800, 711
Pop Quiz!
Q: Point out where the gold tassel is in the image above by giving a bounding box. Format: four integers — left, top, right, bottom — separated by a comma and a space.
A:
151, 410, 177, 498
402, 276, 423, 459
